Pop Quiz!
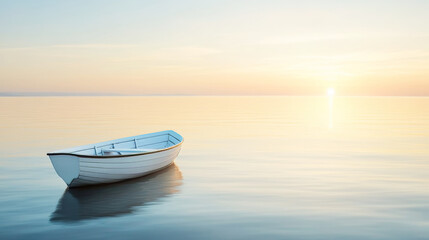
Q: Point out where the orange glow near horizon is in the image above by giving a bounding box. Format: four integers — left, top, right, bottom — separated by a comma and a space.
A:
0, 1, 428, 96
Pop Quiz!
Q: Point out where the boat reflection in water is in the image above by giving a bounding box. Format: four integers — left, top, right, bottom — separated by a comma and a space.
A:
50, 164, 182, 223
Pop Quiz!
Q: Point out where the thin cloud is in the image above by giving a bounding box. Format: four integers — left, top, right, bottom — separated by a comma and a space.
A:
0, 44, 139, 51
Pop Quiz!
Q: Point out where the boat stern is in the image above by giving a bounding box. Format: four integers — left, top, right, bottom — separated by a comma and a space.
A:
48, 154, 80, 186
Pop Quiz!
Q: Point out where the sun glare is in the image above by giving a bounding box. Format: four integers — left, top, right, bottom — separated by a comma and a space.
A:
327, 88, 335, 96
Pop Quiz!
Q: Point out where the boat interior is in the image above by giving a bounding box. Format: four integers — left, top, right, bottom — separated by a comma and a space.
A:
49, 131, 182, 156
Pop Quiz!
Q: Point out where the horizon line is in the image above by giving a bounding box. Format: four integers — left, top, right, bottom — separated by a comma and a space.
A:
0, 92, 428, 97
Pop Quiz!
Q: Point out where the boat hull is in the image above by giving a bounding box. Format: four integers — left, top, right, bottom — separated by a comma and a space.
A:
50, 164, 183, 222
49, 141, 182, 187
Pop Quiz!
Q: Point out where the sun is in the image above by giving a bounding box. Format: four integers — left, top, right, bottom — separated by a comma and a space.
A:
326, 87, 335, 96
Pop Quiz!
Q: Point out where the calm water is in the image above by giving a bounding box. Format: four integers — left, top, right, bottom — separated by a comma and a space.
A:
0, 96, 428, 240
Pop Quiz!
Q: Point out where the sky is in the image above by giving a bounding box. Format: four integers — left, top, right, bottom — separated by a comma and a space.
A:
0, 0, 428, 96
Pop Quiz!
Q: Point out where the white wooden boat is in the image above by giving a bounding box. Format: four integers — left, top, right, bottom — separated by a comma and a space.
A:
47, 130, 183, 188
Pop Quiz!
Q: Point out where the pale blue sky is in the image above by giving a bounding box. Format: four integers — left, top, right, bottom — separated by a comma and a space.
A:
1, 0, 429, 95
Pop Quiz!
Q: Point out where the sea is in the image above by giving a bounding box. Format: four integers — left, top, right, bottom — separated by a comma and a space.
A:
0, 96, 428, 240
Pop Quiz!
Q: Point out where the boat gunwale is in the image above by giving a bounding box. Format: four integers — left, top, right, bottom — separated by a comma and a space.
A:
47, 141, 182, 158
47, 130, 183, 159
